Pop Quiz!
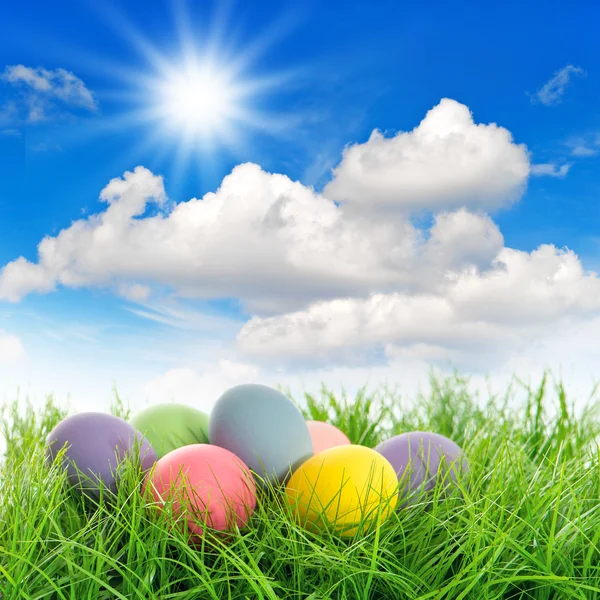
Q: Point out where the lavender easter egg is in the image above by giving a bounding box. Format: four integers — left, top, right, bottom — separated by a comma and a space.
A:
375, 431, 468, 504
208, 384, 313, 485
46, 412, 157, 498
130, 403, 209, 459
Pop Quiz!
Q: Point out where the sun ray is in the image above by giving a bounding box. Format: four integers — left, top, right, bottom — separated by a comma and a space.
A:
170, 122, 200, 184
81, 0, 175, 76
220, 6, 308, 78
48, 0, 309, 180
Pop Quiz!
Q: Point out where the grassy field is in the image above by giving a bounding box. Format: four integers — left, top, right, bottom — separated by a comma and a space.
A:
1, 373, 600, 599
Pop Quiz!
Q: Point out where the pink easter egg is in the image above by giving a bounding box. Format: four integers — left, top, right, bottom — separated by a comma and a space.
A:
143, 443, 256, 541
306, 420, 351, 454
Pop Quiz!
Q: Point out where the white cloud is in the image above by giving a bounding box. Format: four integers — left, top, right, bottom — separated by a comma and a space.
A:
236, 245, 600, 371
1, 64, 97, 122
118, 283, 151, 303
530, 65, 585, 106
571, 144, 597, 157
0, 257, 57, 302
0, 100, 530, 314
0, 166, 167, 302
0, 331, 25, 362
567, 133, 600, 157
0, 162, 507, 314
530, 163, 571, 178
2, 96, 598, 417
1, 128, 21, 136
322, 98, 530, 213
421, 209, 504, 272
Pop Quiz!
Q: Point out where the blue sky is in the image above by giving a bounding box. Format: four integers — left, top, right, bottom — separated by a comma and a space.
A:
1, 0, 600, 416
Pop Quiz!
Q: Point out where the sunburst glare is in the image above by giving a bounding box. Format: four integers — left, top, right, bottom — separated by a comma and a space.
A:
66, 0, 305, 181
155, 60, 235, 135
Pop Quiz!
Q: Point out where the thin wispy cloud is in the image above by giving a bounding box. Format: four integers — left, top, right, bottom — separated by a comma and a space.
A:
42, 327, 100, 345
529, 64, 585, 106
530, 162, 571, 177
125, 300, 244, 334
31, 142, 63, 153
566, 133, 600, 157
1, 64, 98, 123
571, 143, 597, 157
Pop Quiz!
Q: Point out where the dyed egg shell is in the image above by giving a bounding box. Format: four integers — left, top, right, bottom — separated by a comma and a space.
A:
208, 384, 313, 485
285, 445, 398, 537
46, 412, 156, 498
144, 444, 257, 539
130, 403, 209, 459
306, 420, 351, 454
374, 431, 468, 504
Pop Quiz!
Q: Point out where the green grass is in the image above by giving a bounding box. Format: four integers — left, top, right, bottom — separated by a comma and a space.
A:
2, 372, 600, 599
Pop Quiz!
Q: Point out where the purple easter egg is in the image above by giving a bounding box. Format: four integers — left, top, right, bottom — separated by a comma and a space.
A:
46, 412, 157, 498
375, 431, 468, 505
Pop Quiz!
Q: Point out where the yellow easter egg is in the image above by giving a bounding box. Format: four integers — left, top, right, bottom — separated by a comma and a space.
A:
285, 444, 399, 537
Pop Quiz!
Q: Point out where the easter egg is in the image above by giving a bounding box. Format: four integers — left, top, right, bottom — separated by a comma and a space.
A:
46, 412, 156, 498
209, 384, 313, 485
130, 403, 209, 459
143, 444, 257, 539
374, 431, 468, 504
306, 420, 351, 454
285, 445, 398, 537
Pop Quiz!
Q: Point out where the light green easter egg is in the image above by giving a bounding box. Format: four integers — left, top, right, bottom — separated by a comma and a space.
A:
130, 403, 209, 459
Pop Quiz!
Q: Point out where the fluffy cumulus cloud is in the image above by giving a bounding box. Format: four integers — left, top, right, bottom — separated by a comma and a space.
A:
0, 331, 25, 362
1, 64, 97, 122
236, 245, 600, 369
0, 161, 506, 314
1, 97, 598, 387
322, 98, 530, 213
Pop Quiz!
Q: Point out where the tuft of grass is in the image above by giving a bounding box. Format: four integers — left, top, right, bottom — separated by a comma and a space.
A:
1, 371, 600, 599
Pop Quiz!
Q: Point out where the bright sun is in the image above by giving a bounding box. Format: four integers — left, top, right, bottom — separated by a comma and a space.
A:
158, 62, 233, 135
89, 0, 299, 176
149, 55, 250, 145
